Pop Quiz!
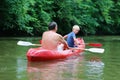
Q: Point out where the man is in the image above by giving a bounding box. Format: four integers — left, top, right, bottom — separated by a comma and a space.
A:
41, 21, 69, 50
64, 25, 80, 47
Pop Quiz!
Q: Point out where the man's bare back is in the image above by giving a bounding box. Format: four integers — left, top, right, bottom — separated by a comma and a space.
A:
42, 31, 60, 50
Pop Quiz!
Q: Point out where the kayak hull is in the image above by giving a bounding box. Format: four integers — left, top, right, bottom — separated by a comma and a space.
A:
27, 38, 85, 61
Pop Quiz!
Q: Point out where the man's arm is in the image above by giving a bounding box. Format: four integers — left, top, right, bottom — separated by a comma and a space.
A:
63, 35, 68, 39
58, 35, 69, 49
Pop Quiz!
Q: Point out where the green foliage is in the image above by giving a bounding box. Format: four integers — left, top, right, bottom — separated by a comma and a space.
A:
0, 0, 120, 36
110, 1, 120, 34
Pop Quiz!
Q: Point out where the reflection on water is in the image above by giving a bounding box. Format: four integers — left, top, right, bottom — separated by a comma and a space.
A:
27, 56, 84, 80
16, 58, 27, 79
85, 57, 104, 80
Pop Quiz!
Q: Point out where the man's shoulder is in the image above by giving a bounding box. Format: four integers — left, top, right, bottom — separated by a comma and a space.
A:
43, 31, 53, 34
56, 33, 62, 37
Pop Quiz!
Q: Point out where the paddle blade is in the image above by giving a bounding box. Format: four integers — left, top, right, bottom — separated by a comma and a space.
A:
88, 43, 102, 47
86, 48, 105, 53
17, 41, 33, 46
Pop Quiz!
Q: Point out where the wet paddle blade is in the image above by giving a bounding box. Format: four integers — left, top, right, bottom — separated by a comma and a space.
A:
86, 48, 105, 53
87, 43, 102, 47
17, 41, 34, 46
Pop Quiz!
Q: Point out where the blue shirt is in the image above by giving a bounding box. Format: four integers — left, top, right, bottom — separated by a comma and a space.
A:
66, 32, 76, 47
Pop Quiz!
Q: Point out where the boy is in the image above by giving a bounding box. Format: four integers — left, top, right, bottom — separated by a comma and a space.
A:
64, 25, 80, 47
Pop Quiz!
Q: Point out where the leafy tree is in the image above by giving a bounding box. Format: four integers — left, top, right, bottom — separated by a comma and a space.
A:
0, 0, 120, 36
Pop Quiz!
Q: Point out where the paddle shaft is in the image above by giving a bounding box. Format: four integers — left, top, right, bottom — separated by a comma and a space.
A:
32, 44, 41, 46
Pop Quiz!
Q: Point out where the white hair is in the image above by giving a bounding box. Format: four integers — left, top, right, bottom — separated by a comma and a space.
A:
73, 25, 80, 30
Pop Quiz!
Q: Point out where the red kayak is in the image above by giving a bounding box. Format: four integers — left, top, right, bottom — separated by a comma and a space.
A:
27, 38, 85, 61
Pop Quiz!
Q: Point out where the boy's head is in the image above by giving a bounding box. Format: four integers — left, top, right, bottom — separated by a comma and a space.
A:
72, 25, 80, 34
48, 21, 58, 32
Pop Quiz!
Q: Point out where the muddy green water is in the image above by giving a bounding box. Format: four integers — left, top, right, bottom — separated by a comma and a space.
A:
0, 36, 120, 80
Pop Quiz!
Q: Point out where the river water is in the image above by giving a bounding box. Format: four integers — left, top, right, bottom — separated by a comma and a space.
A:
0, 36, 120, 80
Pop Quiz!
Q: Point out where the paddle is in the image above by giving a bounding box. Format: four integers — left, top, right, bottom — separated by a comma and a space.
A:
17, 41, 104, 53
17, 41, 41, 46
70, 48, 104, 53
85, 43, 102, 47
